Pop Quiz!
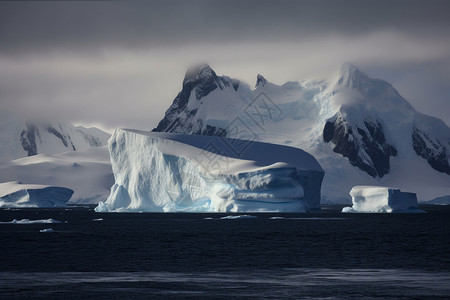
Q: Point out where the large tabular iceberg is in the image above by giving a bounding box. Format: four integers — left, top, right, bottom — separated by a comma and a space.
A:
96, 129, 324, 212
342, 186, 424, 213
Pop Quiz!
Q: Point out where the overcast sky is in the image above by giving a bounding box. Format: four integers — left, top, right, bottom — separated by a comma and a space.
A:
1, 0, 449, 132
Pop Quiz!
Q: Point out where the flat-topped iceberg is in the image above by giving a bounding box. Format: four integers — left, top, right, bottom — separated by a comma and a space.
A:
342, 186, 424, 213
96, 129, 324, 212
0, 181, 73, 208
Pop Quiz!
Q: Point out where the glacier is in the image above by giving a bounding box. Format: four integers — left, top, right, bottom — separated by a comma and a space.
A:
0, 181, 73, 208
342, 186, 424, 213
95, 129, 324, 212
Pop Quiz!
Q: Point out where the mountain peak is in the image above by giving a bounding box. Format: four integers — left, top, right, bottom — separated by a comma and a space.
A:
255, 74, 267, 87
184, 63, 217, 84
339, 63, 358, 73
337, 63, 370, 88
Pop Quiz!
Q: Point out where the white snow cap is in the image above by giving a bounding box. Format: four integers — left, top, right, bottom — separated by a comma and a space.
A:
184, 63, 216, 83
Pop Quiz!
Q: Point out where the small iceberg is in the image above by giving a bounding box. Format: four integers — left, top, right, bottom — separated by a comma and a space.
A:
0, 181, 73, 208
39, 228, 55, 233
0, 218, 63, 224
203, 215, 257, 220
342, 186, 425, 213
220, 215, 257, 219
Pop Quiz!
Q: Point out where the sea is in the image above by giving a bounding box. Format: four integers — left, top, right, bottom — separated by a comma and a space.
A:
0, 205, 449, 299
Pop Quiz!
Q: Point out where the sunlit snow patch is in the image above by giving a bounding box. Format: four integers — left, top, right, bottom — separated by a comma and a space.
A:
342, 186, 425, 213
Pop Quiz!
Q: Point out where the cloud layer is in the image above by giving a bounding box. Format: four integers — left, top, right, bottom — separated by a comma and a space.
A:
1, 0, 449, 130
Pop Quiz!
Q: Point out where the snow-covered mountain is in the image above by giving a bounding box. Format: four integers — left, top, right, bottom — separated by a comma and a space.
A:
153, 63, 450, 202
0, 112, 110, 162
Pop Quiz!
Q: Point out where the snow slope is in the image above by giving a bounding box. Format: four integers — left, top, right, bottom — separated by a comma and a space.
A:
0, 146, 114, 204
0, 111, 110, 162
426, 195, 450, 205
153, 64, 450, 202
0, 181, 73, 208
96, 129, 324, 212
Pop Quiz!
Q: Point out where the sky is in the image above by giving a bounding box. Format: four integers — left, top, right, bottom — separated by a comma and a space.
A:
1, 0, 449, 132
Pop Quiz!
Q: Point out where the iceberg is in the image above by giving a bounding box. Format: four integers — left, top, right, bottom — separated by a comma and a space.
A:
0, 181, 73, 208
220, 215, 257, 219
0, 218, 63, 224
342, 186, 424, 213
0, 146, 113, 204
96, 129, 324, 212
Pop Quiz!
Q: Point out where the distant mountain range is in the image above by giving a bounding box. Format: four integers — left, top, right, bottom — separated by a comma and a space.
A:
153, 63, 450, 202
0, 112, 110, 162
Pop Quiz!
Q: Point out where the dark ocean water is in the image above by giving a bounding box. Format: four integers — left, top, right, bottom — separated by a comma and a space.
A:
0, 205, 449, 299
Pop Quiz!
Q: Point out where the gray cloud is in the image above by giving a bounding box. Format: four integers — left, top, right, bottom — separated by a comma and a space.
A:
1, 0, 449, 131
1, 0, 449, 55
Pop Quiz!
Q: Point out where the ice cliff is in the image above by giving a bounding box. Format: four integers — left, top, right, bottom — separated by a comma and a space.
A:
342, 186, 423, 213
96, 129, 324, 212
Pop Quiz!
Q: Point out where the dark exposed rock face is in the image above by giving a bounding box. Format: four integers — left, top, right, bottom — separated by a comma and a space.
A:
323, 114, 397, 178
46, 126, 76, 150
255, 74, 267, 87
20, 124, 76, 156
20, 123, 38, 156
19, 122, 107, 157
412, 127, 450, 175
77, 129, 103, 147
153, 64, 230, 137
201, 125, 227, 137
